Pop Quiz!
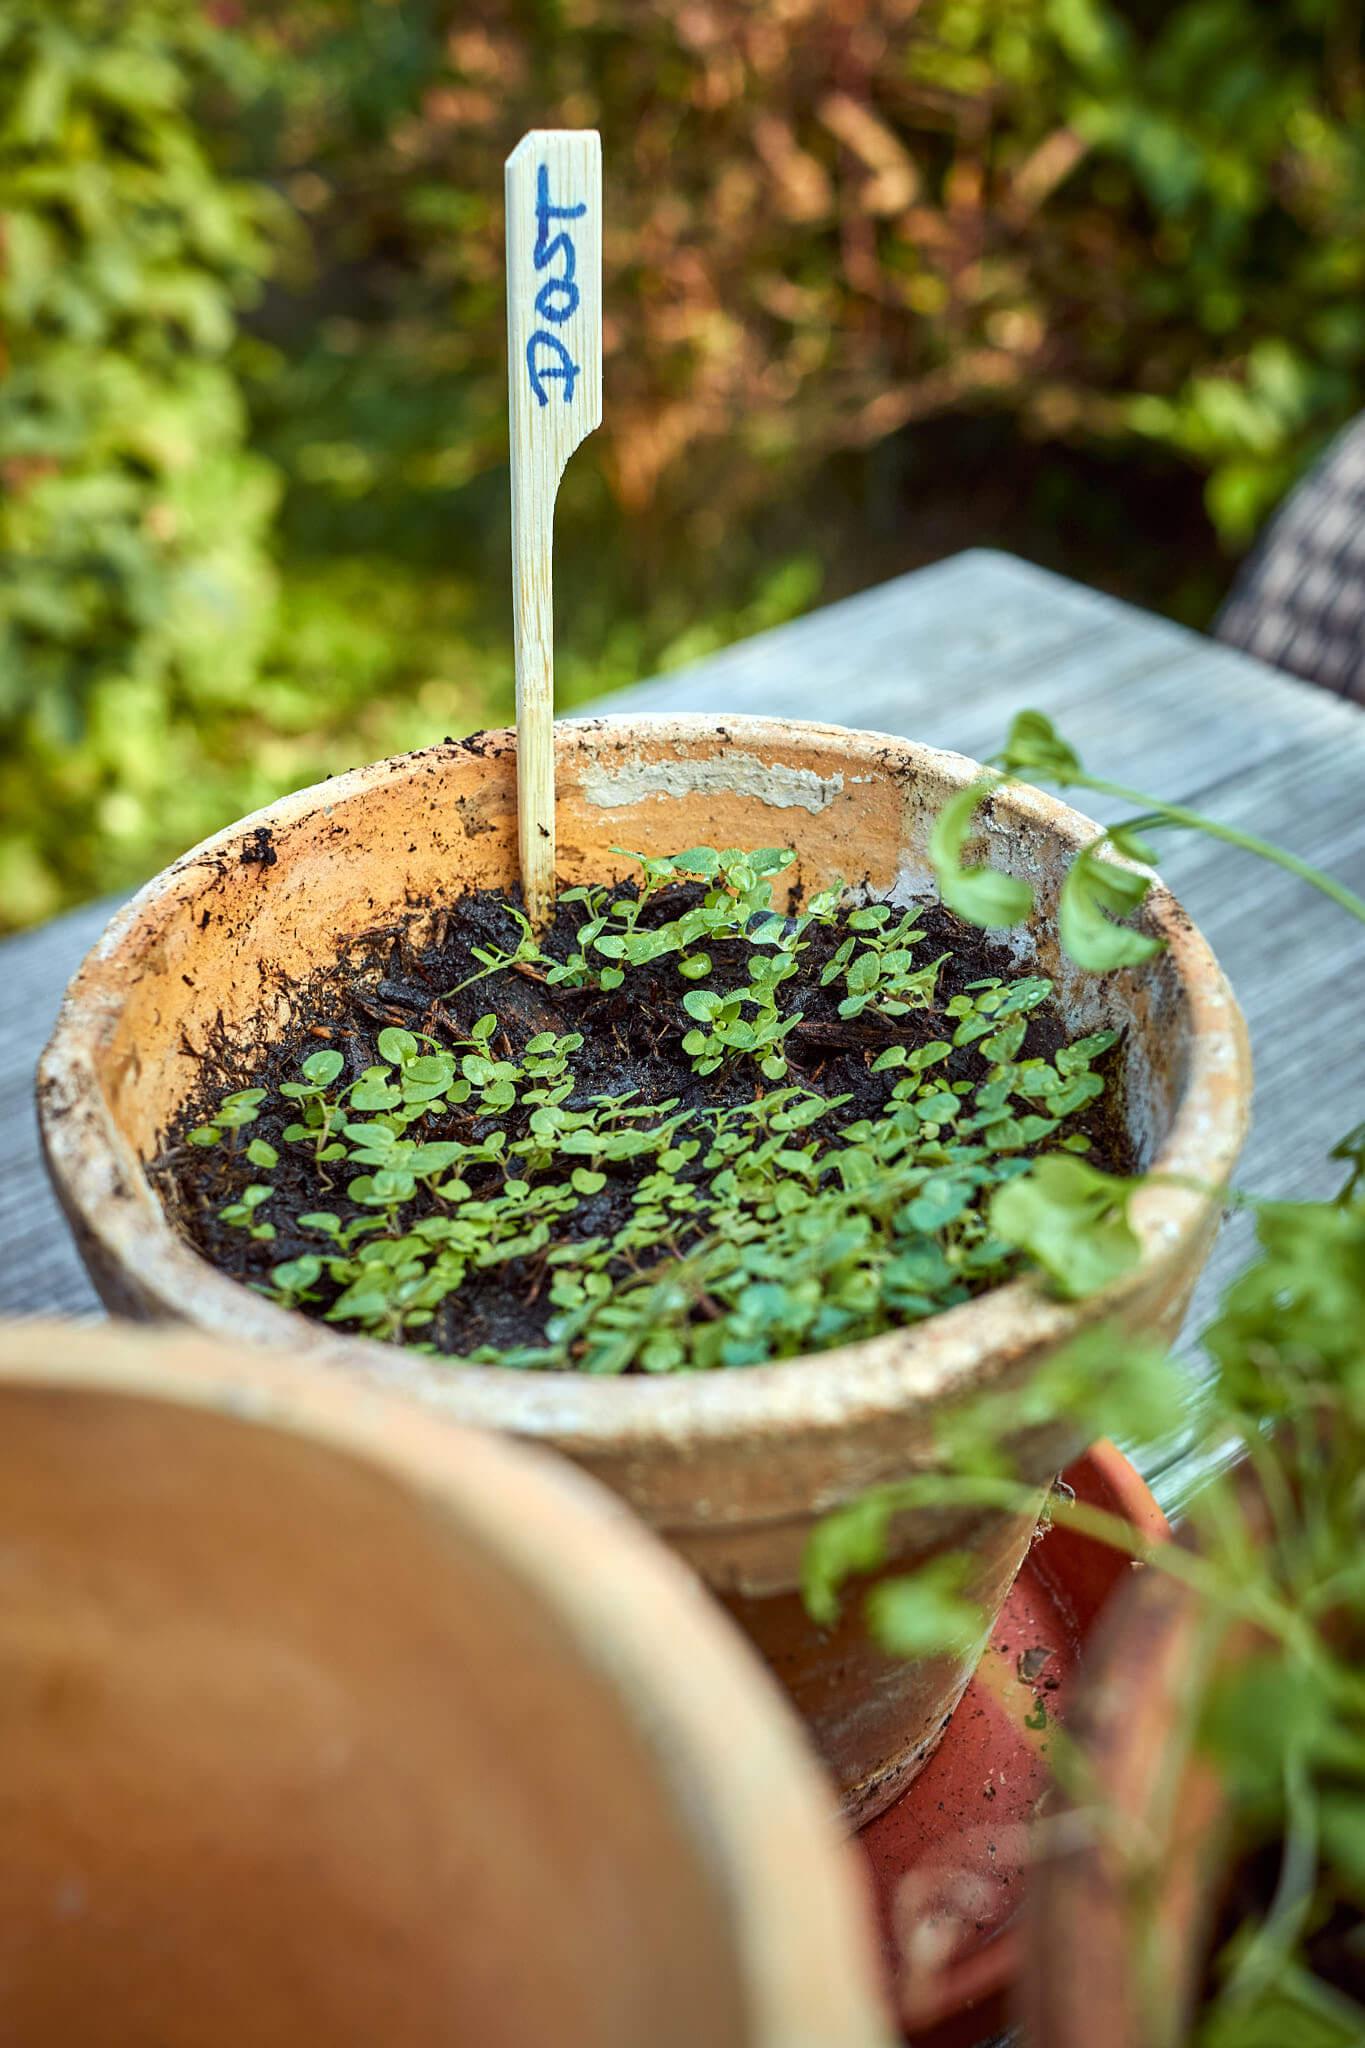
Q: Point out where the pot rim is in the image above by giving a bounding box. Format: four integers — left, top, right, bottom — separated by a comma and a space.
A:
38, 713, 1251, 1461
0, 1317, 893, 2048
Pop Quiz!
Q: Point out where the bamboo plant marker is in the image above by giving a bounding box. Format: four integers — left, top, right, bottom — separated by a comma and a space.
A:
505, 129, 603, 927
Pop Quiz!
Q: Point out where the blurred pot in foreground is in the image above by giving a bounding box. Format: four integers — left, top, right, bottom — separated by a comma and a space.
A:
0, 1318, 890, 2048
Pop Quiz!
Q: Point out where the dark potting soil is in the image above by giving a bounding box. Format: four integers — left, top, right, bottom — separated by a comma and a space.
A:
159, 880, 1135, 1361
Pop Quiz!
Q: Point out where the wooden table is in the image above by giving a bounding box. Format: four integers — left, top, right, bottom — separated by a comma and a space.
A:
5, 547, 1363, 1513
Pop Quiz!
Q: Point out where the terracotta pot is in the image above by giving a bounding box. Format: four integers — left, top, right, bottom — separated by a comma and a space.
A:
883, 1438, 1172, 2047
38, 715, 1251, 1822
0, 1318, 891, 2048
1016, 1554, 1234, 2048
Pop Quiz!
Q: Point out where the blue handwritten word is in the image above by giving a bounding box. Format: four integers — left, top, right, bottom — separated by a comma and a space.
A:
526, 164, 586, 408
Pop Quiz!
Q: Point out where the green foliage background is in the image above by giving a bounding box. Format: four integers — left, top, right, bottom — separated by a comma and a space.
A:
3, 0, 1364, 929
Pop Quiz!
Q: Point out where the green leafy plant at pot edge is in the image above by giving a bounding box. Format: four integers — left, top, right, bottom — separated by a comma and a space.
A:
181, 836, 1133, 1368
808, 711, 1365, 2048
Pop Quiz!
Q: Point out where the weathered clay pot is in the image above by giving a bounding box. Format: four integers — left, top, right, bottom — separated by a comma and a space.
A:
38, 715, 1251, 1822
1017, 1556, 1233, 2048
0, 1318, 890, 2048
886, 1438, 1171, 2046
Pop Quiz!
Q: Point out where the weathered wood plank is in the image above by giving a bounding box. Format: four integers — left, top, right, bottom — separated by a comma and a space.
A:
4, 550, 1362, 1514
1102, 734, 1365, 1496
0, 897, 116, 1319
601, 551, 1364, 817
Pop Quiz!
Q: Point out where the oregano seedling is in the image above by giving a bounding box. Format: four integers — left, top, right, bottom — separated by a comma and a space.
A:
163, 846, 1132, 1370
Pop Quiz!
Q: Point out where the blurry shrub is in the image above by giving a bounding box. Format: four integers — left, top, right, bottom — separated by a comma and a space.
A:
0, 1, 279, 924
245, 0, 1365, 560
3, 0, 1363, 928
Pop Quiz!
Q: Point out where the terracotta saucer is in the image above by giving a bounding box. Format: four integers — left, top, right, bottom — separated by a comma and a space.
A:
857, 1440, 1169, 2045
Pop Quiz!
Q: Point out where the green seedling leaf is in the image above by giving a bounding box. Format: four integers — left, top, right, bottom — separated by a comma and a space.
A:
800, 1490, 896, 1627
1056, 1030, 1119, 1074
905, 1176, 973, 1232
408, 1143, 464, 1175
1107, 822, 1159, 866
748, 848, 795, 876
214, 1100, 261, 1130
404, 1054, 454, 1087
929, 779, 1034, 930
343, 1120, 395, 1150
669, 846, 721, 876
990, 1155, 1140, 1299
866, 1556, 986, 1660
350, 1075, 400, 1112
992, 709, 1083, 784
1058, 839, 1163, 972
301, 1049, 345, 1087
327, 1281, 391, 1322
375, 1027, 418, 1065
271, 1255, 323, 1295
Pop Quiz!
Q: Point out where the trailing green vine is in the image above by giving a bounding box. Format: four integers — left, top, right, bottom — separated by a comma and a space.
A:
811, 710, 1365, 2048
928, 708, 1365, 969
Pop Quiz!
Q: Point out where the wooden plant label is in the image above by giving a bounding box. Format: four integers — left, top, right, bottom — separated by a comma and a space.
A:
505, 129, 603, 925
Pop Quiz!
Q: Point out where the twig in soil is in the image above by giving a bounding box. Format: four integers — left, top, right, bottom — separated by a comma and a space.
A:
353, 995, 414, 1030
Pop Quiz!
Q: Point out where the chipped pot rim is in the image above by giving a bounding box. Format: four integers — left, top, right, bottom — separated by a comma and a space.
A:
39, 714, 1251, 1469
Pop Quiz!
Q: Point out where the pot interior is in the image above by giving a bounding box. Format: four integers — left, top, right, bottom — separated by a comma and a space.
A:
0, 1380, 750, 2048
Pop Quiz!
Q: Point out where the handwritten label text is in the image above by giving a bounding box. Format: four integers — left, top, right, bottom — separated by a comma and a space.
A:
526, 163, 587, 407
